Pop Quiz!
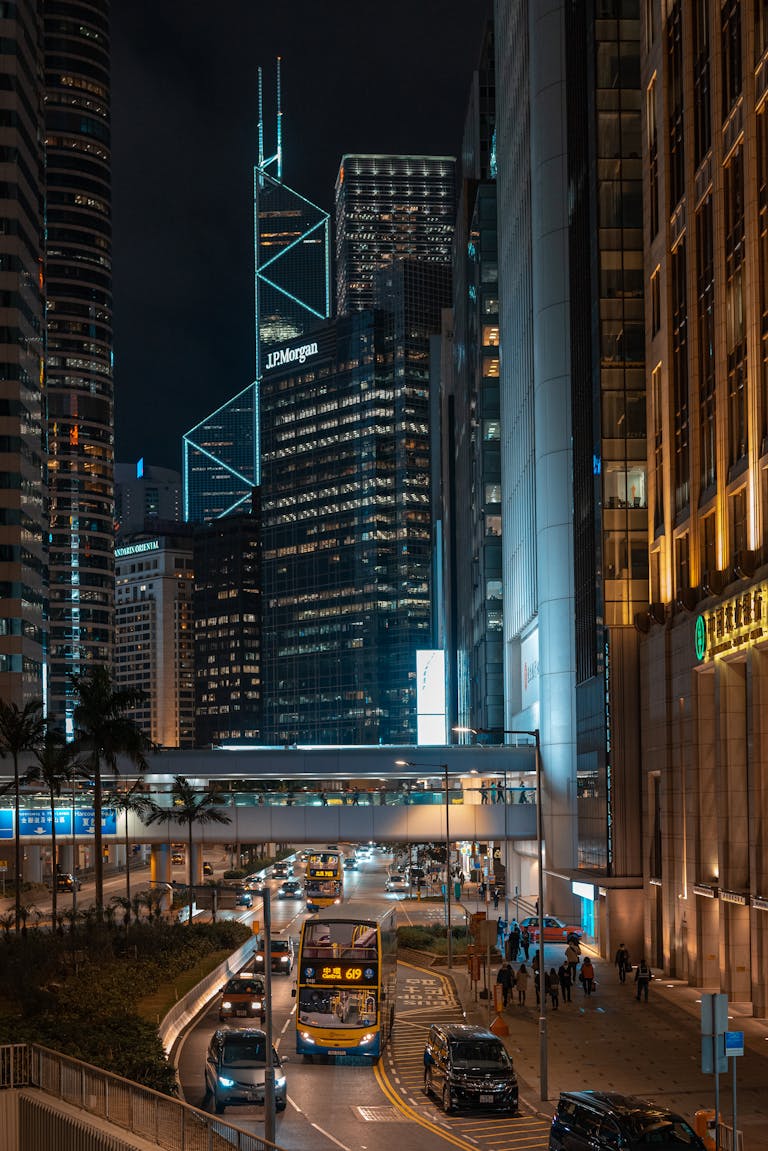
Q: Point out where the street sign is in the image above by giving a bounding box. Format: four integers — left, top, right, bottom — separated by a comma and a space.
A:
701, 991, 729, 1035
725, 1031, 744, 1057
701, 1034, 727, 1074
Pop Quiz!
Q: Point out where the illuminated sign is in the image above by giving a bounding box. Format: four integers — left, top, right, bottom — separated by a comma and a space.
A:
521, 629, 540, 711
264, 340, 319, 371
697, 583, 766, 662
0, 808, 117, 839
309, 869, 336, 878
416, 649, 446, 744
302, 963, 377, 986
115, 539, 160, 559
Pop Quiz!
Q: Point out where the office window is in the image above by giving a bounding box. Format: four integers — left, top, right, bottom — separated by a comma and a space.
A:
647, 78, 659, 239
650, 267, 661, 335
693, 0, 712, 166
697, 197, 716, 490
721, 0, 743, 117
671, 242, 689, 511
725, 149, 748, 465
652, 363, 665, 531
758, 111, 768, 445
667, 3, 685, 211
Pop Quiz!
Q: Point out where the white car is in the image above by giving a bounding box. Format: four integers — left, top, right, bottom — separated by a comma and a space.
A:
385, 873, 409, 893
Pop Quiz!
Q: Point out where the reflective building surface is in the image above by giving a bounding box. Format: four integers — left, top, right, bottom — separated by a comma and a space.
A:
44, 0, 114, 730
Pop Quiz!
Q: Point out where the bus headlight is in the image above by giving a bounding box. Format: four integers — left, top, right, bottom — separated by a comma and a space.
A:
358, 1032, 375, 1046
333, 898, 340, 904
301, 1031, 316, 1045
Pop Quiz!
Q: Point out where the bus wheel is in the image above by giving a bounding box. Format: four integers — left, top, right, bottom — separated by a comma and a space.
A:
302, 1054, 313, 1063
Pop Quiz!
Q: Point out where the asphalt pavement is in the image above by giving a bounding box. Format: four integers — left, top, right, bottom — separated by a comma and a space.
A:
436, 899, 768, 1148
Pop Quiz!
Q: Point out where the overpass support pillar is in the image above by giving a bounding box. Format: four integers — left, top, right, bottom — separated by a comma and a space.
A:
151, 844, 172, 912
189, 842, 202, 886
24, 846, 43, 882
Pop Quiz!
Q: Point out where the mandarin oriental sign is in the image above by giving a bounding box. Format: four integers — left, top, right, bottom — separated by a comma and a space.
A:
696, 582, 766, 662
265, 340, 319, 370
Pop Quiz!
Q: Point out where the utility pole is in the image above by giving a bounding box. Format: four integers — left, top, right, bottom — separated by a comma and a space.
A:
263, 886, 276, 1144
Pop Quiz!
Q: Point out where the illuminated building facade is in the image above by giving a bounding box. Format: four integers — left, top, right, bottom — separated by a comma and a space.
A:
44, 0, 114, 730
193, 497, 262, 746
441, 21, 503, 738
494, 1, 646, 946
183, 63, 331, 522
640, 0, 768, 1015
335, 154, 454, 316
0, 2, 47, 705
260, 260, 450, 745
115, 461, 182, 539
114, 533, 194, 748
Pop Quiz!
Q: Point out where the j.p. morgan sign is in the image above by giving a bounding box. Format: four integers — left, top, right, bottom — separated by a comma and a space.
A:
265, 341, 319, 370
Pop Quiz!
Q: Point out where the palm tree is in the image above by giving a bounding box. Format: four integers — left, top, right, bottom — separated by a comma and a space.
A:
22, 731, 82, 928
104, 779, 154, 925
70, 667, 152, 917
145, 776, 231, 926
0, 698, 46, 932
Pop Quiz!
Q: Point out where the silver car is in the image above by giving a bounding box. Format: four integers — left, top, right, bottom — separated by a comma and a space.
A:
205, 1028, 287, 1114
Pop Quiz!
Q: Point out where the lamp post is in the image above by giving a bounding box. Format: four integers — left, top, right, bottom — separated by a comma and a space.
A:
454, 725, 546, 1102
395, 759, 452, 969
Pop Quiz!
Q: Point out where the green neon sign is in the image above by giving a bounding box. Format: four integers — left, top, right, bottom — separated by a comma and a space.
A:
694, 615, 707, 662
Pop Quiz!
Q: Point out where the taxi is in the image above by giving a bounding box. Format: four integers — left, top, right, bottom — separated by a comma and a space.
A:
218, 974, 266, 1022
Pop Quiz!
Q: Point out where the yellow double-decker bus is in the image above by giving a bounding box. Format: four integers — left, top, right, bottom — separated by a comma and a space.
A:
304, 850, 343, 911
295, 903, 397, 1060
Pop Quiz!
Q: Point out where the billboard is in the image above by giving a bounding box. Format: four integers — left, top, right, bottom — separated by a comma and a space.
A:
0, 808, 117, 839
416, 649, 446, 745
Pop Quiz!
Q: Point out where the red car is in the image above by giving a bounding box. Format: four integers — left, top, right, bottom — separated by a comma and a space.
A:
519, 916, 583, 943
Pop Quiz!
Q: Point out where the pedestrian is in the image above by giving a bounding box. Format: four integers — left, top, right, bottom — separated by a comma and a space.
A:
496, 961, 514, 1007
565, 939, 580, 982
320, 791, 328, 806
634, 957, 653, 1002
517, 783, 528, 803
614, 942, 630, 984
521, 926, 531, 960
493, 887, 500, 911
490, 781, 498, 804
351, 788, 360, 805
515, 963, 529, 1005
579, 956, 595, 996
507, 922, 521, 961
558, 961, 572, 1003
548, 967, 560, 1010
480, 784, 489, 804
495, 782, 504, 804
497, 917, 507, 948
479, 879, 486, 902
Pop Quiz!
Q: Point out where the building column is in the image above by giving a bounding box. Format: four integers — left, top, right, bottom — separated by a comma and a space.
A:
190, 842, 202, 886
24, 846, 43, 882
150, 843, 172, 912
716, 658, 750, 1000
748, 647, 768, 1017
693, 666, 720, 987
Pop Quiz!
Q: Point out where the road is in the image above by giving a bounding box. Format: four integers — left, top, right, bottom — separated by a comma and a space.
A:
175, 851, 550, 1151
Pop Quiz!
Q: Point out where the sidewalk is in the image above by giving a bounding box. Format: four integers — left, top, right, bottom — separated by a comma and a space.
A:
438, 939, 768, 1147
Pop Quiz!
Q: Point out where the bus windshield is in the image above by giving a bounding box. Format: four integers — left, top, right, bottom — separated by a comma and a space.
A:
298, 987, 378, 1030
301, 919, 378, 959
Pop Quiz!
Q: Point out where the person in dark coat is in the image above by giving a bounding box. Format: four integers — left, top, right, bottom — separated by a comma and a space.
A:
558, 961, 572, 1003
496, 962, 514, 1007
547, 967, 560, 1009
520, 926, 531, 959
507, 922, 521, 961
614, 943, 630, 984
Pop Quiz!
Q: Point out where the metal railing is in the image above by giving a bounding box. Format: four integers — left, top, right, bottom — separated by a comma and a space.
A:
0, 1043, 286, 1151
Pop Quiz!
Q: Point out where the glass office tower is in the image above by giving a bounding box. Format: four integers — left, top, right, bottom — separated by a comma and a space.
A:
335, 154, 455, 316
183, 84, 331, 523
0, 2, 47, 705
44, 0, 114, 731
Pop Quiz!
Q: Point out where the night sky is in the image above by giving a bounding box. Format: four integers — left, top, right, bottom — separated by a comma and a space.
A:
111, 2, 488, 473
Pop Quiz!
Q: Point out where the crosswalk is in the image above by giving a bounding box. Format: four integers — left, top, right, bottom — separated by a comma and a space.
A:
374, 962, 551, 1151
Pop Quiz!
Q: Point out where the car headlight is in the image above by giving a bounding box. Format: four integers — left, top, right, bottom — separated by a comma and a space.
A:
275, 1075, 287, 1088
255, 955, 264, 963
222, 1001, 232, 1010
251, 1001, 261, 1011
218, 1076, 235, 1088
281, 956, 289, 963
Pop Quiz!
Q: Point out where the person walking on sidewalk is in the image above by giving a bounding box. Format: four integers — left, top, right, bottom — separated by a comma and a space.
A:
493, 887, 500, 911
558, 961, 572, 1002
565, 939, 580, 982
521, 926, 531, 960
507, 922, 521, 961
547, 967, 560, 1010
515, 963, 529, 1005
634, 957, 653, 1001
614, 942, 630, 984
579, 956, 595, 996
496, 961, 514, 1008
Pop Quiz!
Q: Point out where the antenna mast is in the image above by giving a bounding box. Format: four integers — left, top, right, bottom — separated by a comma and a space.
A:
276, 56, 283, 179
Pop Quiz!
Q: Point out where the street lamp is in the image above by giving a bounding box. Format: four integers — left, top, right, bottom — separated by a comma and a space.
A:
454, 725, 547, 1102
395, 759, 453, 969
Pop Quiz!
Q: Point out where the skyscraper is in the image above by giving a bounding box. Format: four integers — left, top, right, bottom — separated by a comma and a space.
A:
44, 0, 114, 731
335, 154, 455, 316
183, 63, 331, 523
0, 2, 47, 705
115, 460, 182, 539
493, 0, 646, 946
640, 0, 768, 1014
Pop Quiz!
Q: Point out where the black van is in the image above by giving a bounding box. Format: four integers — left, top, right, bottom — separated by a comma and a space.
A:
423, 1023, 518, 1114
549, 1091, 706, 1150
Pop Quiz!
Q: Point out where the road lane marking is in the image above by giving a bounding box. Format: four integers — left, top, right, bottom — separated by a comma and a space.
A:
310, 1120, 353, 1151
373, 1059, 480, 1151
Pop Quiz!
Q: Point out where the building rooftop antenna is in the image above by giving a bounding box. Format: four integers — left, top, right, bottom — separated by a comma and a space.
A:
276, 56, 283, 180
